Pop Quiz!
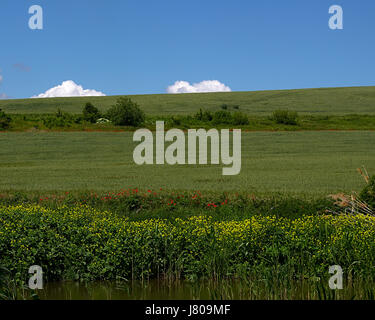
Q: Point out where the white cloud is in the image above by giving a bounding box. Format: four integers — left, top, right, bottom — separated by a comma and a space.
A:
32, 80, 106, 98
0, 70, 6, 98
167, 80, 231, 94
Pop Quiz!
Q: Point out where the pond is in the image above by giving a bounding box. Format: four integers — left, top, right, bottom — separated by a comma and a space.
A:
36, 278, 375, 300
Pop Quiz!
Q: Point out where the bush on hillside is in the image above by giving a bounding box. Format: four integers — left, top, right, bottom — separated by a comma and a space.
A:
0, 109, 11, 130
233, 112, 249, 125
106, 97, 145, 127
212, 110, 233, 125
194, 109, 213, 122
42, 109, 76, 129
83, 102, 101, 123
271, 110, 298, 125
171, 116, 182, 126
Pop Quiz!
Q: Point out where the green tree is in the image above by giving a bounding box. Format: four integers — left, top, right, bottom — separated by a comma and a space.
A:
83, 102, 101, 123
0, 109, 11, 130
106, 97, 145, 126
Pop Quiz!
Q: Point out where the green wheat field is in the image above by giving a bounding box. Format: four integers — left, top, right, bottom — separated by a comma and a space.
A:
0, 131, 374, 194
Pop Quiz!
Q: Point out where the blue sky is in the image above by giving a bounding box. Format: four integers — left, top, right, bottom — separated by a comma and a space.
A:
0, 0, 374, 98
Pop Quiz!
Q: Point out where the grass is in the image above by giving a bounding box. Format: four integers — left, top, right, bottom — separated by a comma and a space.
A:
2, 86, 375, 115
0, 131, 373, 195
0, 190, 335, 221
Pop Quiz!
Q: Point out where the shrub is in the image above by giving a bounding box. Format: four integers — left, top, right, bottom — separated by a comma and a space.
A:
171, 116, 182, 126
233, 112, 249, 125
106, 97, 145, 127
271, 110, 298, 125
221, 104, 240, 110
0, 109, 11, 130
194, 109, 204, 121
360, 175, 375, 209
74, 116, 83, 124
194, 109, 203, 121
194, 109, 213, 122
202, 110, 214, 122
213, 110, 233, 125
83, 102, 101, 123
42, 109, 75, 129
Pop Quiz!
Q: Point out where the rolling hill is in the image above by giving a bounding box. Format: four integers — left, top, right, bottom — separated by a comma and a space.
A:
1, 86, 375, 115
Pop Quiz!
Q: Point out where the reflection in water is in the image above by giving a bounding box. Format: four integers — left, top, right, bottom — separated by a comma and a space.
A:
37, 278, 375, 300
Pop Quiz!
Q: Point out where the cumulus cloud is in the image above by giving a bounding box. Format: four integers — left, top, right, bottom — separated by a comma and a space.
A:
32, 80, 106, 98
0, 70, 9, 99
167, 80, 231, 94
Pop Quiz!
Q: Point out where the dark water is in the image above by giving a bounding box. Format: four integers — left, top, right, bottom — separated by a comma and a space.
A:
36, 279, 375, 300
39, 280, 246, 300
